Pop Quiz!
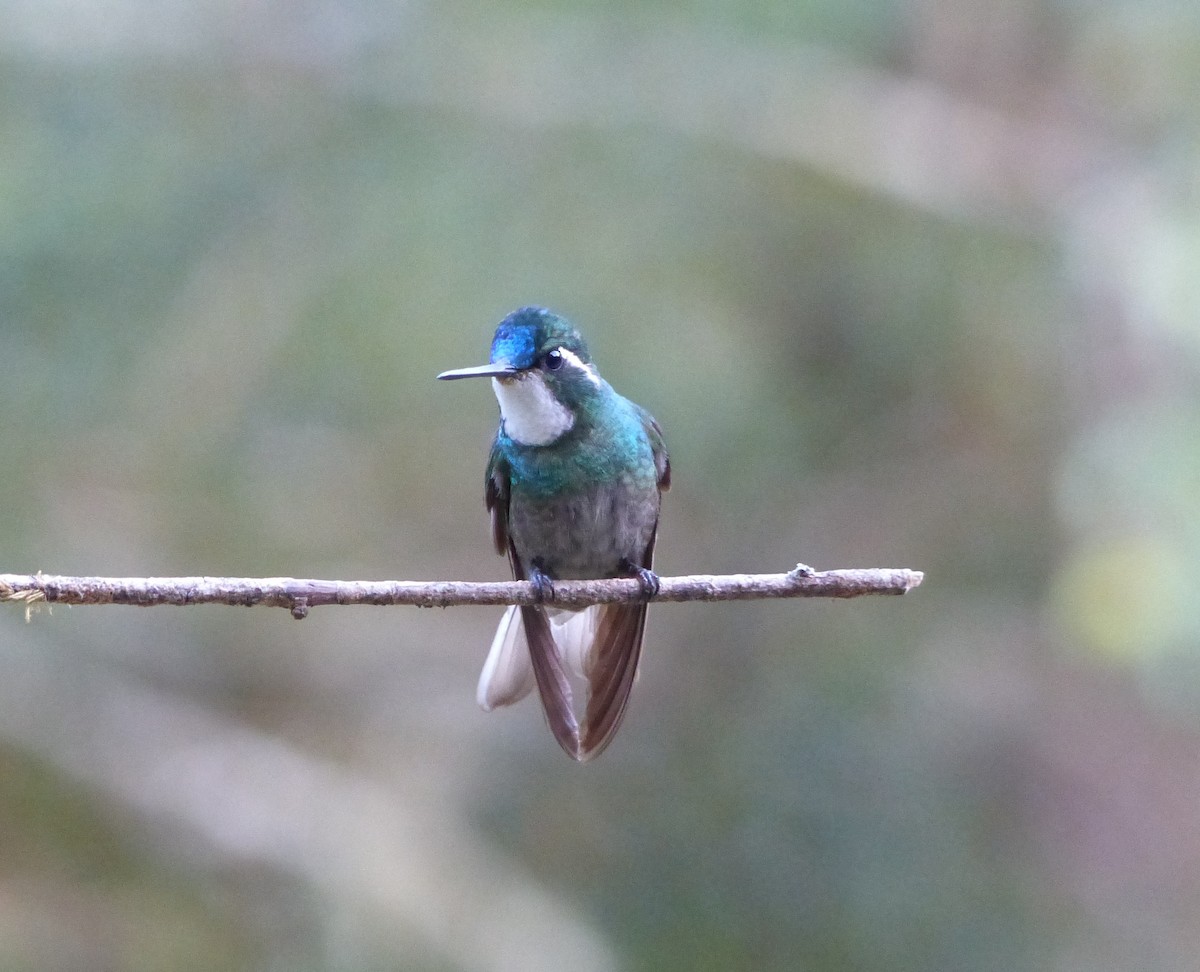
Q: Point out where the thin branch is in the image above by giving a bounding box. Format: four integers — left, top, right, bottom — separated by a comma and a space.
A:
0, 566, 922, 619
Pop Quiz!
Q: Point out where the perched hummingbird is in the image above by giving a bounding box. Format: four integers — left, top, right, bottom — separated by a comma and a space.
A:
438, 306, 670, 761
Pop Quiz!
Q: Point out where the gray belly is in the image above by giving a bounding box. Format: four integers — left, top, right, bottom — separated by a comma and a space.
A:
509, 482, 660, 579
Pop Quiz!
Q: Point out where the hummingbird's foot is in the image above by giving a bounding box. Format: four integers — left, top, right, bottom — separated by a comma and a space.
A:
528, 561, 556, 604
620, 559, 660, 600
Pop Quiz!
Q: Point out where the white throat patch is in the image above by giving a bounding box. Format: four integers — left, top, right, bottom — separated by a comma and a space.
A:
492, 373, 574, 445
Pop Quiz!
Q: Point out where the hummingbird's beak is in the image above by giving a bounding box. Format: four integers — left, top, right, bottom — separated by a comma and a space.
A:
437, 363, 518, 381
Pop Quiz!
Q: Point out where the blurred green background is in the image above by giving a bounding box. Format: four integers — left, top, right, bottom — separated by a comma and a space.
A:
3, 0, 1200, 969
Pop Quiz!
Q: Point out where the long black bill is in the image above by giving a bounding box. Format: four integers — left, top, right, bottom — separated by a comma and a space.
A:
437, 364, 517, 380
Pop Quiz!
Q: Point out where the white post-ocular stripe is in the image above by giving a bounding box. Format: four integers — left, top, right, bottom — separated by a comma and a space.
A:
558, 347, 603, 388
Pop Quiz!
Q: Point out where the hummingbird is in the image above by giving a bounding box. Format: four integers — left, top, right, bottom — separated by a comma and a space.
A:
438, 306, 670, 761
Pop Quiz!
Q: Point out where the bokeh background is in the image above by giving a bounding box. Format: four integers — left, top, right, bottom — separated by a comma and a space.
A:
3, 1, 1200, 969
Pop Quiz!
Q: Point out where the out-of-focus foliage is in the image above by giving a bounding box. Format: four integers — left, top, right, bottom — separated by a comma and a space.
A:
1, 0, 1199, 969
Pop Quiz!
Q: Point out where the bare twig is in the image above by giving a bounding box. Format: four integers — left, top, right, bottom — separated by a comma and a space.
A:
0, 566, 922, 619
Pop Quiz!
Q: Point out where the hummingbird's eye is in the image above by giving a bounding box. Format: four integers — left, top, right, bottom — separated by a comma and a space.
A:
543, 348, 565, 371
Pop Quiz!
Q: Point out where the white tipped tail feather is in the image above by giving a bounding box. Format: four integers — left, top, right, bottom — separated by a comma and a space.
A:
476, 606, 601, 710
476, 606, 532, 710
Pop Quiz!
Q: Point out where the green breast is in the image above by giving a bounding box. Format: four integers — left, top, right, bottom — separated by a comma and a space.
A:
500, 394, 657, 500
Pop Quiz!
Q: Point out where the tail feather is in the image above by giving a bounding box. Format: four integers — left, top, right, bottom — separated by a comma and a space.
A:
578, 602, 647, 761
521, 605, 581, 758
477, 603, 644, 762
476, 605, 535, 710
551, 606, 601, 680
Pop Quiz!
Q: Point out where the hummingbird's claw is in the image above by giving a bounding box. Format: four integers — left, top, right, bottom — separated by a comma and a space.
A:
528, 561, 556, 604
620, 559, 660, 600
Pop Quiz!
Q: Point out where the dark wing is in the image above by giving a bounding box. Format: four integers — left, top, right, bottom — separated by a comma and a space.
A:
486, 437, 581, 758
643, 408, 671, 492
577, 409, 669, 761
484, 437, 510, 556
